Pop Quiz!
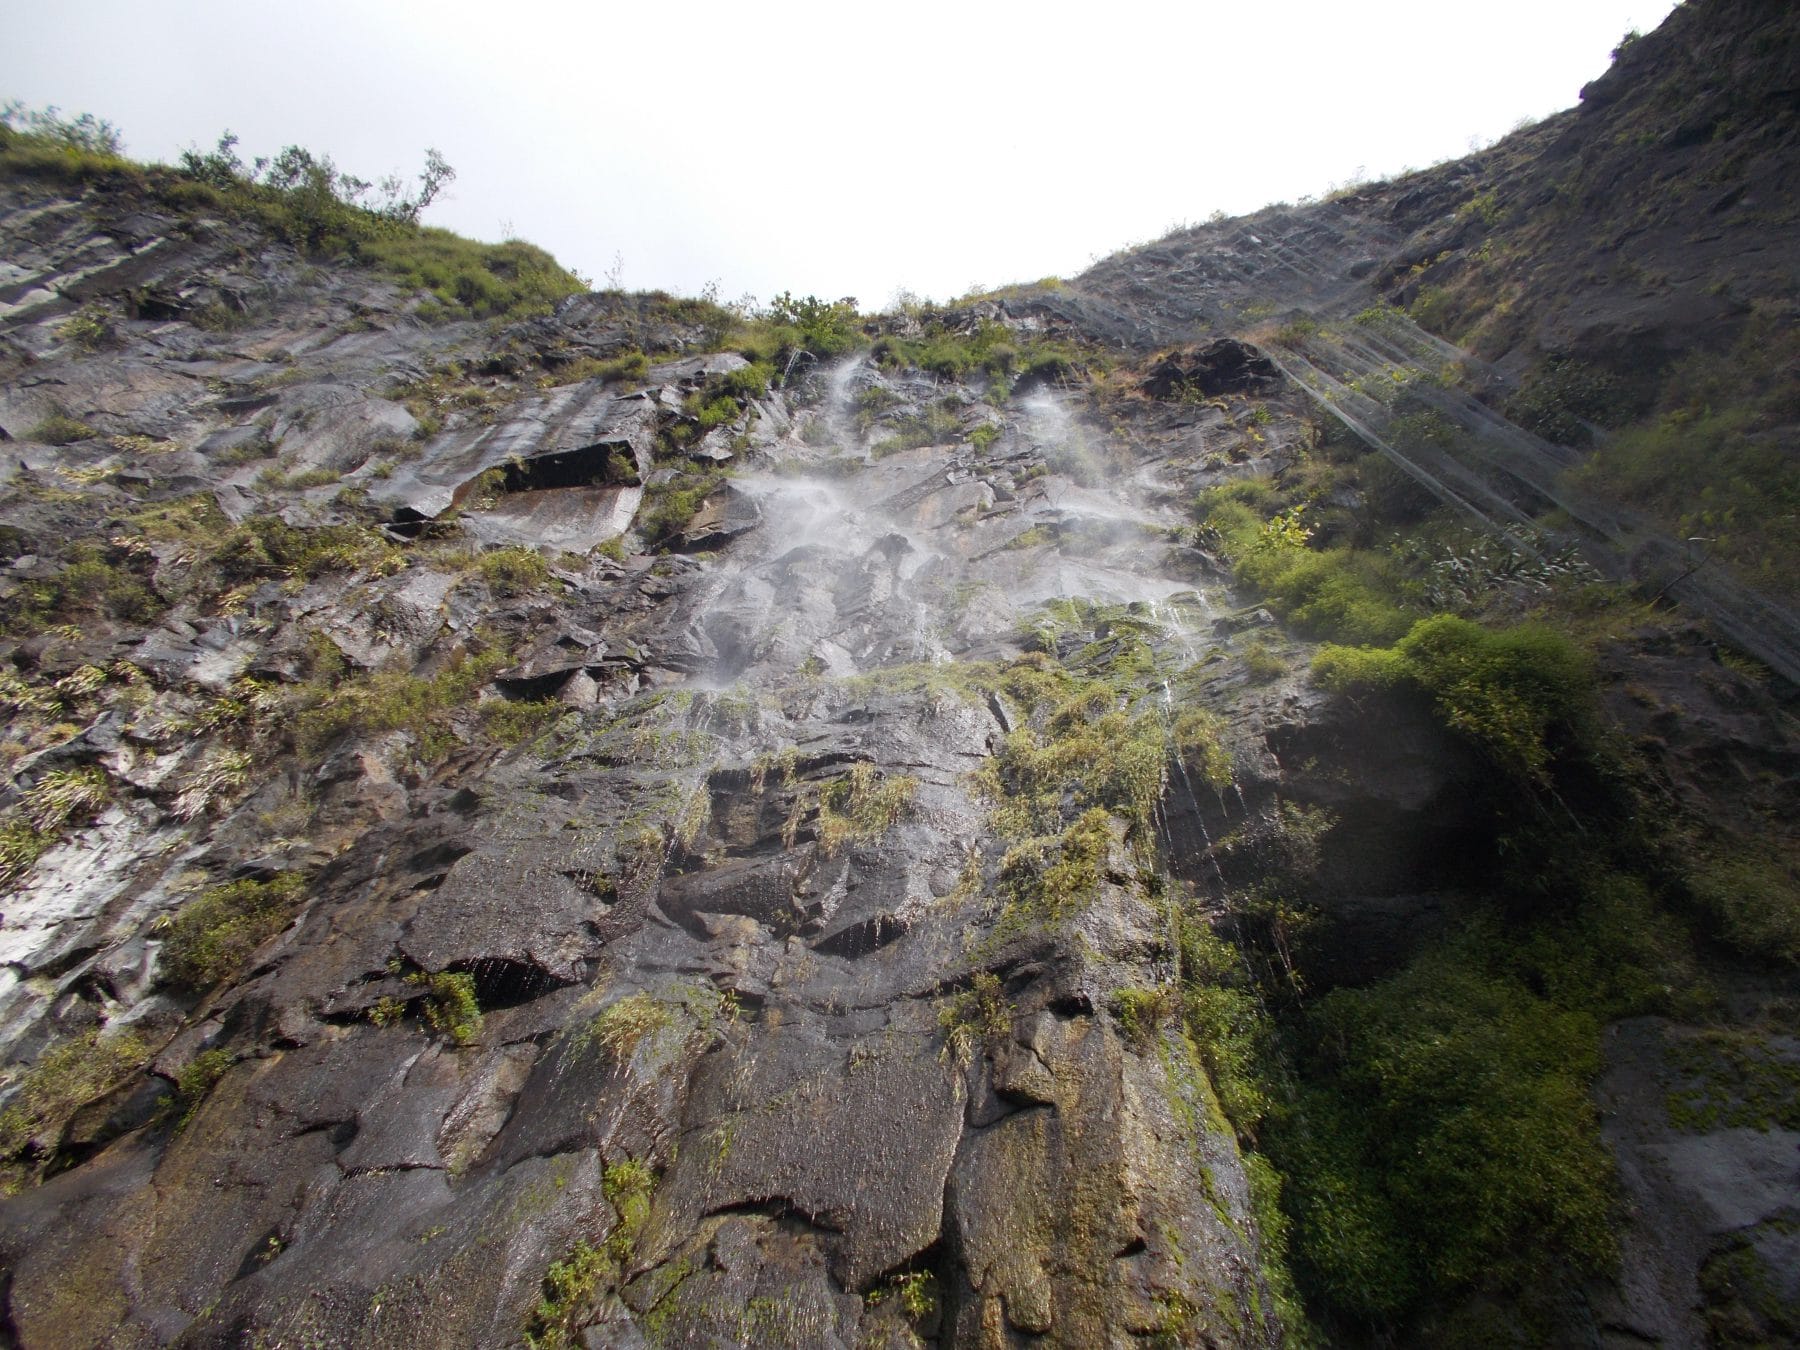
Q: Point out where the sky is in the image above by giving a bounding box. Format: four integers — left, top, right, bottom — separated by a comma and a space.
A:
4, 0, 1680, 311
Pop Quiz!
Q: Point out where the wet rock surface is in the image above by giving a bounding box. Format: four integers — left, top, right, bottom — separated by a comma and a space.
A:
2, 10, 1799, 1342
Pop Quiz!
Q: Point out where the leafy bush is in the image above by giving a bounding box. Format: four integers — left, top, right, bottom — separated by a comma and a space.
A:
1274, 944, 1615, 1321
158, 872, 307, 990
1197, 490, 1415, 645
1314, 615, 1594, 785
0, 103, 133, 185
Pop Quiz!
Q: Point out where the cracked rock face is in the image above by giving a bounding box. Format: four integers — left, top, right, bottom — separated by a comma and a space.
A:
0, 170, 1307, 1348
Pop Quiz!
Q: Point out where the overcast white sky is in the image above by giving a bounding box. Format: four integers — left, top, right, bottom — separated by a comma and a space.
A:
5, 0, 1679, 309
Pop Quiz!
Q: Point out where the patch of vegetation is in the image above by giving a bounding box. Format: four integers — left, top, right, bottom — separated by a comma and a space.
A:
1198, 491, 1414, 645
812, 763, 919, 856
1272, 933, 1617, 1322
0, 542, 165, 633
1112, 984, 1179, 1047
0, 1027, 147, 1192
168, 1049, 234, 1127
360, 230, 582, 322
1664, 1029, 1800, 1133
865, 1270, 938, 1322
1683, 848, 1800, 965
1242, 638, 1284, 682
57, 306, 114, 352
636, 467, 727, 550
1503, 358, 1627, 447
729, 292, 863, 368
481, 697, 567, 746
1700, 1227, 1800, 1349
414, 970, 483, 1046
473, 546, 552, 598
523, 1240, 608, 1350
1571, 309, 1800, 593
871, 316, 1078, 396
1313, 614, 1595, 785
390, 362, 519, 433
2, 108, 584, 323
292, 645, 508, 762
0, 102, 132, 184
939, 971, 1010, 1063
575, 992, 674, 1062
872, 403, 964, 456
542, 349, 650, 388
158, 871, 308, 990
203, 514, 400, 597
27, 412, 97, 446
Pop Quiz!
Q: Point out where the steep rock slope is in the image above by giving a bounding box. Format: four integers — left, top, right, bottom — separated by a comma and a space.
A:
0, 3, 1795, 1347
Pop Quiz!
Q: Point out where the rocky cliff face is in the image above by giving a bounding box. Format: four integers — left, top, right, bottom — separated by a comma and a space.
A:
0, 3, 1796, 1347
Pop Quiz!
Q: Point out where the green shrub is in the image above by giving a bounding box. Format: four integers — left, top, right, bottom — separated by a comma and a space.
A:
27, 412, 96, 446
481, 698, 566, 746
416, 971, 483, 1045
475, 546, 551, 597
293, 647, 506, 761
360, 230, 584, 321
1316, 615, 1594, 785
1197, 489, 1415, 645
159, 872, 308, 990
0, 1027, 146, 1188
1275, 945, 1615, 1320
169, 1049, 234, 1126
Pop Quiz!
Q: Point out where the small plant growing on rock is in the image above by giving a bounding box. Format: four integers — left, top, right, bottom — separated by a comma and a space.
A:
938, 971, 1011, 1064
413, 970, 483, 1045
21, 765, 110, 833
171, 748, 254, 821
56, 306, 113, 352
1112, 985, 1179, 1047
473, 545, 551, 597
522, 1240, 608, 1350
167, 1049, 234, 1127
0, 1028, 147, 1192
158, 871, 307, 991
26, 411, 97, 446
577, 992, 673, 1061
815, 763, 918, 856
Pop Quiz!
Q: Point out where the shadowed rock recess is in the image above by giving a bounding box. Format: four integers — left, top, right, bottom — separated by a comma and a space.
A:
0, 3, 1797, 1347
